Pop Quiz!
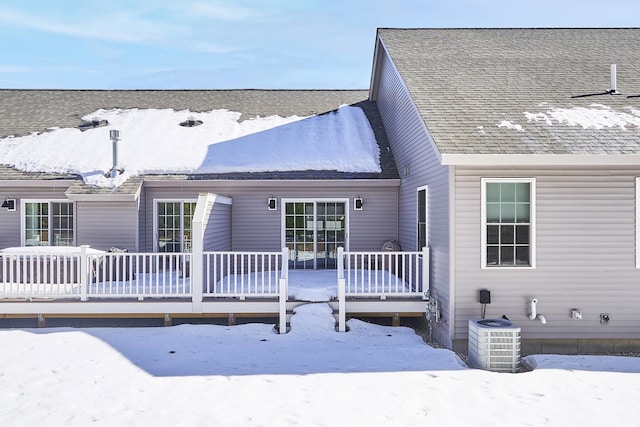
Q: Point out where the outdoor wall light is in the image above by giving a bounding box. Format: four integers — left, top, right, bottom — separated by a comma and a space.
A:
354, 197, 363, 211
268, 197, 277, 210
2, 197, 16, 211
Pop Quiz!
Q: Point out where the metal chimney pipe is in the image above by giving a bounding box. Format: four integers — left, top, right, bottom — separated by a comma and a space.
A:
107, 129, 122, 178
611, 64, 618, 94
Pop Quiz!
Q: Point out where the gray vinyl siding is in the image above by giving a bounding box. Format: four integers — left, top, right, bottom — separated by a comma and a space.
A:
75, 201, 139, 251
374, 46, 452, 346
204, 198, 231, 251
141, 183, 398, 253
231, 186, 398, 252
454, 166, 640, 342
0, 187, 71, 249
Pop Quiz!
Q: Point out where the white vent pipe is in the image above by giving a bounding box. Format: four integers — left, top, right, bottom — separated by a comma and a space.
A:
107, 129, 123, 178
528, 298, 538, 320
611, 64, 618, 93
528, 298, 547, 324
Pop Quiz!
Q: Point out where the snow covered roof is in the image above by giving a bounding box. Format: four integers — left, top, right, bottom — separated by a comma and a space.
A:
375, 28, 640, 163
0, 90, 398, 188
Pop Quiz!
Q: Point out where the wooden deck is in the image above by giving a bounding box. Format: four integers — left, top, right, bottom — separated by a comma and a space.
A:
0, 247, 430, 330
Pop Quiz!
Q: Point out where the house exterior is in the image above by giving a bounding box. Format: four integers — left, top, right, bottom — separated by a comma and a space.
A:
1, 90, 435, 328
370, 28, 640, 353
0, 90, 399, 258
4, 28, 640, 355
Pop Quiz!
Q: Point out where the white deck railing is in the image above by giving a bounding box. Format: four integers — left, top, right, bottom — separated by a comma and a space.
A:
0, 245, 428, 335
339, 247, 429, 299
0, 248, 194, 300
202, 250, 286, 298
90, 252, 192, 298
0, 251, 84, 299
336, 246, 429, 332
0, 246, 428, 302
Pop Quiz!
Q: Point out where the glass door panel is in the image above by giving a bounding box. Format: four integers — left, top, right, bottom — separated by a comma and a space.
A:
285, 202, 315, 269
156, 201, 196, 253
316, 202, 345, 269
285, 201, 346, 270
157, 202, 181, 253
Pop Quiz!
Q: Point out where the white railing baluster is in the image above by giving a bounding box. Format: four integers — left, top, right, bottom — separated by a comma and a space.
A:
337, 246, 346, 332
80, 246, 88, 301
0, 248, 425, 303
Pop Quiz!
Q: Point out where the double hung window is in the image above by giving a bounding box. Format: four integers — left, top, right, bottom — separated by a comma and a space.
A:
482, 179, 535, 268
23, 201, 75, 246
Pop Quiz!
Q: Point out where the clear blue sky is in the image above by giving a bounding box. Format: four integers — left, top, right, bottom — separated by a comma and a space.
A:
1, 0, 639, 90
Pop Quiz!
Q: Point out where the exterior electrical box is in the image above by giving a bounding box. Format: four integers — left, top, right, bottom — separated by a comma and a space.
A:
479, 289, 491, 304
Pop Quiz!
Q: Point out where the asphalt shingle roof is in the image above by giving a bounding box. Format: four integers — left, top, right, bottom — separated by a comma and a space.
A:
0, 90, 399, 189
377, 28, 640, 157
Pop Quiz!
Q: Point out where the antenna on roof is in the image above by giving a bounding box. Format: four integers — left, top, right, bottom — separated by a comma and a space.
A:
105, 129, 124, 179
610, 64, 620, 94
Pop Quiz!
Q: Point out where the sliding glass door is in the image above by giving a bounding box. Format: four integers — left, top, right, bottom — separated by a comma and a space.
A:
283, 200, 347, 269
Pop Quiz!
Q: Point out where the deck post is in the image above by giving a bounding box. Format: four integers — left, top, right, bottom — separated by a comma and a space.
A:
80, 245, 89, 302
337, 246, 346, 332
191, 193, 209, 314
392, 312, 400, 326
278, 247, 289, 334
422, 246, 430, 299
191, 251, 203, 313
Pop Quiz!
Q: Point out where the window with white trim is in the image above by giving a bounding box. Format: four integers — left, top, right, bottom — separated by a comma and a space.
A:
482, 179, 535, 268
417, 186, 428, 250
23, 201, 75, 246
155, 200, 196, 252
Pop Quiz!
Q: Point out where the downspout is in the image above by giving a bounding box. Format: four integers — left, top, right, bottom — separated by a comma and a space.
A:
447, 165, 456, 349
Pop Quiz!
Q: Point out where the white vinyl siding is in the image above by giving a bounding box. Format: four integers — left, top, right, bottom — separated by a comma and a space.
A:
636, 177, 640, 268
204, 198, 232, 251
374, 44, 451, 346
75, 201, 138, 251
481, 178, 536, 268
455, 168, 640, 343
141, 184, 398, 253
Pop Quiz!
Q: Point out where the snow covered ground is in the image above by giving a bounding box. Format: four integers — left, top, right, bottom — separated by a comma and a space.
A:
1, 280, 640, 426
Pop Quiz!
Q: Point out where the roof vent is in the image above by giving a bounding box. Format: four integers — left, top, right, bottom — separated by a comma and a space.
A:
180, 116, 203, 127
610, 64, 620, 94
105, 129, 124, 179
571, 64, 622, 98
79, 117, 109, 131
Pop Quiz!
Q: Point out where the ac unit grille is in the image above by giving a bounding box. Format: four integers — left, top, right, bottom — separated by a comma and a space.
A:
468, 319, 521, 373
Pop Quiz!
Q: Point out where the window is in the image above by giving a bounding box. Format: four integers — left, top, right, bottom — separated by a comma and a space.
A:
482, 179, 535, 268
417, 186, 428, 250
23, 201, 75, 246
155, 200, 196, 252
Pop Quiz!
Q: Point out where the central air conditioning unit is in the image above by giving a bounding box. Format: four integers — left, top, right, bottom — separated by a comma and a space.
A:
468, 318, 521, 373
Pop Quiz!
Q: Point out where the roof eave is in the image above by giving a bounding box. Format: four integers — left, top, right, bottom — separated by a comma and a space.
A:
441, 153, 640, 166
142, 178, 401, 188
